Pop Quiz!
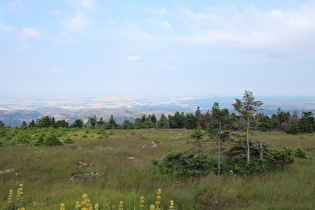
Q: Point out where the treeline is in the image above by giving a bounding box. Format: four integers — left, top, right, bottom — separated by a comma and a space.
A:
10, 106, 315, 135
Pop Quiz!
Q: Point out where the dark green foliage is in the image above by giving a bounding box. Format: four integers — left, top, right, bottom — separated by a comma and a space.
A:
54, 119, 69, 128
9, 133, 30, 145
28, 119, 35, 128
294, 146, 308, 159
34, 134, 45, 146
71, 119, 84, 128
268, 148, 295, 167
225, 141, 295, 175
64, 137, 75, 144
158, 113, 169, 129
96, 117, 106, 128
184, 113, 197, 129
149, 114, 157, 127
121, 120, 134, 129
21, 121, 27, 128
155, 150, 215, 177
107, 115, 118, 129
86, 116, 97, 128
70, 170, 85, 176
286, 123, 300, 134
258, 114, 275, 131
0, 120, 5, 128
170, 112, 185, 128
97, 129, 110, 138
271, 108, 291, 131
36, 116, 55, 128
43, 133, 63, 146
298, 111, 315, 133
5, 200, 25, 210
134, 118, 145, 129
0, 126, 7, 138
190, 127, 206, 147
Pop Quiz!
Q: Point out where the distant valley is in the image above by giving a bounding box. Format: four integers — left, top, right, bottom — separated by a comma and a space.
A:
1, 93, 315, 127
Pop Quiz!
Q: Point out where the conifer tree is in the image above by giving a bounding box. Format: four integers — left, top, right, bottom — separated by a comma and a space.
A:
233, 90, 263, 164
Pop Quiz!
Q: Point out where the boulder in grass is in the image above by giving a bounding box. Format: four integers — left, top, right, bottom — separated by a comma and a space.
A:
0, 168, 15, 174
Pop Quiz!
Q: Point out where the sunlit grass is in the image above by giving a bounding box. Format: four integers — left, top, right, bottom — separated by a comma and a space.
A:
0, 129, 314, 209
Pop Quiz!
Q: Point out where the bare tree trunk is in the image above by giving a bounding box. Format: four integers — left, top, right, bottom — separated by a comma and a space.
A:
218, 137, 221, 176
218, 122, 221, 176
246, 116, 250, 164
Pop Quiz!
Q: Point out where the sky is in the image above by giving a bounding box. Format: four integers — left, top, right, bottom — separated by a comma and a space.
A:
1, 0, 315, 97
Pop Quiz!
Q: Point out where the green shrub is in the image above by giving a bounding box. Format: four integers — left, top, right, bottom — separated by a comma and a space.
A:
294, 146, 308, 159
64, 137, 74, 144
286, 123, 300, 134
43, 133, 63, 146
8, 133, 30, 145
154, 150, 215, 177
33, 134, 45, 146
225, 141, 295, 175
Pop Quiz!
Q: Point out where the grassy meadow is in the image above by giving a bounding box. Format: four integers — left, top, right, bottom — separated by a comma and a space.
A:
0, 128, 314, 209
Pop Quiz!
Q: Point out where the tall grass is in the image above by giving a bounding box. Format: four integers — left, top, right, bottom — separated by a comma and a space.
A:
0, 129, 314, 209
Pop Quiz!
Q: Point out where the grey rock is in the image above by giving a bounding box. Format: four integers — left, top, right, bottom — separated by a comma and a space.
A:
0, 168, 16, 174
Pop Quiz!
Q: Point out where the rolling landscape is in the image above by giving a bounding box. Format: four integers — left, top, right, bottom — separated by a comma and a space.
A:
1, 92, 315, 209
1, 0, 315, 209
1, 93, 315, 128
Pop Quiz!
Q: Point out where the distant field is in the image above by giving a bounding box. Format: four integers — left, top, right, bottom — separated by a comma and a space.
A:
0, 129, 314, 209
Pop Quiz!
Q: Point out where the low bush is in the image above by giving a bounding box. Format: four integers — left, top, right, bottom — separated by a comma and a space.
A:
64, 137, 74, 144
43, 133, 63, 146
154, 150, 216, 177
224, 141, 295, 175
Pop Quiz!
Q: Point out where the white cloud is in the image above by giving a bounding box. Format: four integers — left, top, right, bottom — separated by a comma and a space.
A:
148, 19, 173, 31
62, 11, 94, 33
21, 28, 41, 39
51, 10, 62, 15
126, 56, 143, 62
177, 3, 315, 57
77, 0, 95, 10
48, 68, 62, 73
144, 7, 168, 15
64, 0, 96, 10
6, 0, 24, 14
17, 42, 30, 51
0, 22, 13, 33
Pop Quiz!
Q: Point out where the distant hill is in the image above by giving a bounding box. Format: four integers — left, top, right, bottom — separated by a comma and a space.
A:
1, 94, 315, 127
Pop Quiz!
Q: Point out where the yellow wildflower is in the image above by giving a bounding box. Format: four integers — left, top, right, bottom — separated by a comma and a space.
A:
150, 204, 155, 210
60, 203, 65, 210
95, 203, 99, 210
155, 189, 162, 209
82, 194, 88, 200
8, 189, 13, 203
140, 196, 145, 209
75, 201, 81, 209
118, 201, 124, 210
169, 200, 175, 209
